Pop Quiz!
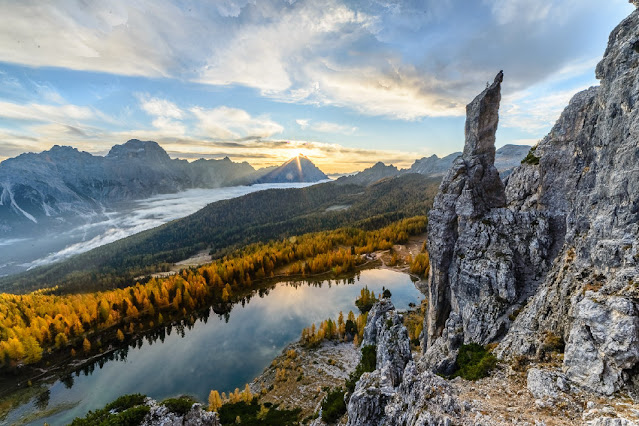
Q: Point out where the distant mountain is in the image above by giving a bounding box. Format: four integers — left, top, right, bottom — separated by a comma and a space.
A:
334, 162, 398, 186
254, 155, 329, 183
335, 144, 531, 186
0, 140, 328, 236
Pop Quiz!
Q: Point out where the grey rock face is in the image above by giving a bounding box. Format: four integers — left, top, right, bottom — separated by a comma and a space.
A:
496, 9, 639, 395
423, 71, 551, 372
527, 368, 570, 399
347, 301, 413, 425
424, 8, 639, 396
362, 298, 396, 347
348, 302, 467, 425
564, 296, 639, 395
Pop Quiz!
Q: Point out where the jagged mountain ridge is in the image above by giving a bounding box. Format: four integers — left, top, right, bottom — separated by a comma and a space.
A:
0, 139, 324, 235
335, 144, 530, 187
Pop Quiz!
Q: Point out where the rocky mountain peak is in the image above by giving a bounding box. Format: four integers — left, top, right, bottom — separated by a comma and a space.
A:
463, 70, 503, 164
106, 139, 171, 163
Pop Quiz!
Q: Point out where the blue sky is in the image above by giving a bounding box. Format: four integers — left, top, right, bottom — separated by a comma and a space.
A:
0, 0, 634, 173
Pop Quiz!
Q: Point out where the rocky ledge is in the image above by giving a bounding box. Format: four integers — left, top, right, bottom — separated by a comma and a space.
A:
347, 301, 639, 425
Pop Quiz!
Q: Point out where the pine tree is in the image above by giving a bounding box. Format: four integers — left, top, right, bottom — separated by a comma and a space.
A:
208, 390, 223, 412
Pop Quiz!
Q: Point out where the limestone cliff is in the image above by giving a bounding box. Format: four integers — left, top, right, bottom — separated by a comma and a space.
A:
423, 5, 639, 396
423, 70, 551, 375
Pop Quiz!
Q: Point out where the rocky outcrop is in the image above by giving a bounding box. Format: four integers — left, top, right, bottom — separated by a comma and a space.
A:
423, 71, 551, 374
496, 6, 639, 395
348, 302, 468, 425
423, 4, 639, 396
141, 398, 219, 426
347, 300, 413, 425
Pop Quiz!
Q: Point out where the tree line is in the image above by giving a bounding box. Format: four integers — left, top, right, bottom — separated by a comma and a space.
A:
0, 217, 426, 368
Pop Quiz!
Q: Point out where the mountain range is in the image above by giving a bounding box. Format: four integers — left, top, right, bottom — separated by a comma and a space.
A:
0, 139, 328, 235
335, 144, 530, 186
0, 139, 529, 237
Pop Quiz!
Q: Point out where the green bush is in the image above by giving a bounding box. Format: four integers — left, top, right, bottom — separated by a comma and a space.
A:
103, 406, 150, 426
321, 388, 346, 423
521, 146, 540, 165
345, 345, 377, 393
105, 393, 146, 412
161, 396, 197, 416
451, 343, 497, 380
70, 394, 150, 426
218, 399, 300, 425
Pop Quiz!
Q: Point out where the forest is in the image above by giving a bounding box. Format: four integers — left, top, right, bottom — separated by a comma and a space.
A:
0, 217, 427, 368
0, 174, 440, 294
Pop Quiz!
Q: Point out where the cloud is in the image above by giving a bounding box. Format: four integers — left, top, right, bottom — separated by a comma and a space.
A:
0, 100, 95, 123
0, 0, 633, 124
137, 94, 186, 136
501, 85, 593, 133
190, 106, 283, 140
296, 119, 357, 134
138, 95, 184, 119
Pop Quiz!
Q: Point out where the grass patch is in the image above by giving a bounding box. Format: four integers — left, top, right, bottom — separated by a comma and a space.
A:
450, 343, 497, 381
321, 388, 346, 423
345, 345, 377, 393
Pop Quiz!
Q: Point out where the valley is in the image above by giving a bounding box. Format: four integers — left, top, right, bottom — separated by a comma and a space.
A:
0, 182, 324, 278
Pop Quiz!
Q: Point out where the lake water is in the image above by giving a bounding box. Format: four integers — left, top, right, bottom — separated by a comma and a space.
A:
2, 268, 423, 425
0, 182, 326, 277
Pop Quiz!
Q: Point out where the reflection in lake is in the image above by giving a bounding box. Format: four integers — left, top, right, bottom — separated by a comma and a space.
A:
3, 268, 423, 425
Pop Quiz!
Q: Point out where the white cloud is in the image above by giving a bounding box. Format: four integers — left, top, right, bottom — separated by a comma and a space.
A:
0, 100, 95, 122
190, 106, 284, 140
137, 94, 186, 136
501, 85, 591, 133
296, 119, 357, 134
138, 95, 184, 119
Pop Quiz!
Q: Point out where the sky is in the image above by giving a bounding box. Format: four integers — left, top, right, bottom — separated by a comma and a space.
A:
0, 0, 634, 174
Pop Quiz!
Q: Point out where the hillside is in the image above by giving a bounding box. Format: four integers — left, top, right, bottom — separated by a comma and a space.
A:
0, 174, 440, 294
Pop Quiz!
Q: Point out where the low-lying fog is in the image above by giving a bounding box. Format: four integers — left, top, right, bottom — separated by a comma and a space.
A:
0, 182, 324, 278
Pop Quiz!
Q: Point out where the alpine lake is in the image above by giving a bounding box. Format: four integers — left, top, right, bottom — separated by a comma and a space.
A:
1, 268, 424, 425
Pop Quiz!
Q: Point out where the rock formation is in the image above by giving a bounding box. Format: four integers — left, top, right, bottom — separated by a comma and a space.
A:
348, 301, 463, 425
422, 4, 639, 396
423, 70, 551, 374
141, 398, 219, 426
